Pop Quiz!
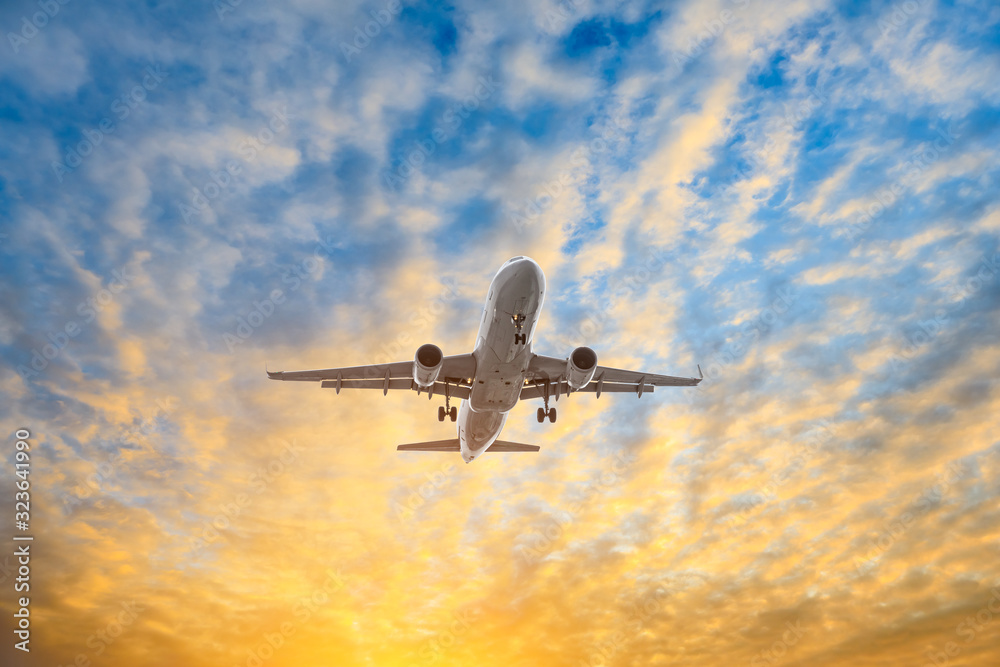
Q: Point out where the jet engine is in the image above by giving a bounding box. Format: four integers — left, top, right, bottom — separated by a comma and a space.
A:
413, 344, 444, 388
565, 346, 598, 390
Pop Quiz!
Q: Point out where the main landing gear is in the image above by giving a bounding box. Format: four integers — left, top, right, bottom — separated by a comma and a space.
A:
536, 406, 556, 423
536, 379, 557, 423
438, 392, 457, 422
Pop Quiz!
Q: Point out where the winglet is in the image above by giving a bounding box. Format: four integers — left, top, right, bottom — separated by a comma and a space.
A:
266, 365, 283, 380
698, 364, 703, 380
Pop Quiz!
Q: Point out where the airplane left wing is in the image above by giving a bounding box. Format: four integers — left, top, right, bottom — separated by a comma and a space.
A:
267, 354, 477, 398
521, 354, 701, 399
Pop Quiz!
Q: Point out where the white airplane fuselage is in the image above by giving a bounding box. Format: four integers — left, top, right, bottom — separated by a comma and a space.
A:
458, 257, 545, 462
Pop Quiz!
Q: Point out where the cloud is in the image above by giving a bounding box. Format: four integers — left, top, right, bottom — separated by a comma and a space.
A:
2, 0, 1000, 665
0, 26, 90, 96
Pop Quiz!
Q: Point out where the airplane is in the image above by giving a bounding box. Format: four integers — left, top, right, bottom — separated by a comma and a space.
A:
268, 256, 702, 463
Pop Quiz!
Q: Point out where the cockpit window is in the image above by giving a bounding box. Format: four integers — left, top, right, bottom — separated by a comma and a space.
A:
505, 256, 524, 264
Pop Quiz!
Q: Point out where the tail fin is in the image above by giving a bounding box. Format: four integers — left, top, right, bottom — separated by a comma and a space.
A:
396, 439, 539, 453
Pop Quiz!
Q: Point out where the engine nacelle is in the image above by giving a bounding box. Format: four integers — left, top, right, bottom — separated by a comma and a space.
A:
413, 344, 444, 388
566, 346, 598, 390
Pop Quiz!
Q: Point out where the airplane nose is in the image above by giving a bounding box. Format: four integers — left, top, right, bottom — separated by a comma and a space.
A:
512, 257, 545, 293
530, 260, 545, 292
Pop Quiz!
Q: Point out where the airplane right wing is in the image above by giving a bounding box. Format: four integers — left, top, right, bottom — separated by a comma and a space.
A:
521, 354, 701, 400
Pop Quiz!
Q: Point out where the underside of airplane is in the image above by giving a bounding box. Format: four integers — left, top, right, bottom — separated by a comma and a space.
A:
268, 256, 701, 462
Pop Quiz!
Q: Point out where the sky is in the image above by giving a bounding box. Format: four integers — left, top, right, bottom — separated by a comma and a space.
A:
1, 0, 999, 665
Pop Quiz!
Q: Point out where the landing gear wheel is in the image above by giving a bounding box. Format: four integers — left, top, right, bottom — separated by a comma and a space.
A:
450, 406, 457, 422
537, 407, 545, 423
548, 408, 557, 423
438, 406, 446, 422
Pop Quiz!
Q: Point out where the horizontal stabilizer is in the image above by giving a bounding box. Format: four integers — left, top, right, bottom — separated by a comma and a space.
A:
486, 440, 539, 452
397, 439, 460, 452
396, 439, 539, 453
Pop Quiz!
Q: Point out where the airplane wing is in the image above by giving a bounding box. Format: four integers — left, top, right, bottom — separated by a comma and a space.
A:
267, 354, 477, 398
520, 354, 701, 400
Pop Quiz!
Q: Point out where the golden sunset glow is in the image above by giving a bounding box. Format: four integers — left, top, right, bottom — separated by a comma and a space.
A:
2, 0, 1000, 666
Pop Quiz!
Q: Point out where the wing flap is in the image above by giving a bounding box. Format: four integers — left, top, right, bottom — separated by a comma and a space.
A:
519, 381, 655, 400
320, 378, 412, 391
268, 354, 477, 396
525, 354, 701, 389
416, 380, 471, 400
318, 379, 471, 399
595, 365, 700, 386
268, 360, 412, 382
